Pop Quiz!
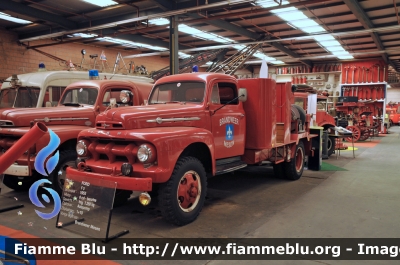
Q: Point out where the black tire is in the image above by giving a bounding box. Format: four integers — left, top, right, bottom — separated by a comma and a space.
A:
49, 150, 77, 195
291, 104, 306, 125
113, 190, 132, 207
284, 142, 305, 181
272, 163, 286, 179
327, 136, 335, 157
2, 173, 41, 191
158, 156, 207, 226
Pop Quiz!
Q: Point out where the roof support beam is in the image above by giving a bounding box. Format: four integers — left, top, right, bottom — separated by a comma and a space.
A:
0, 0, 77, 29
150, 0, 175, 11
187, 13, 312, 67
343, 0, 396, 70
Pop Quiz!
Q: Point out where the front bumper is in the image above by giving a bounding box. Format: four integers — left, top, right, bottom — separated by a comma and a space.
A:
66, 167, 152, 191
3, 164, 29, 176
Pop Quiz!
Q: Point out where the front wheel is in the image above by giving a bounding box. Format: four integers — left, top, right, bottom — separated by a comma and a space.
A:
49, 150, 77, 195
284, 142, 305, 180
2, 173, 41, 191
158, 156, 207, 226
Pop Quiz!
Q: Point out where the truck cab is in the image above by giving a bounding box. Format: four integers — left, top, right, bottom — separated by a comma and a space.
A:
68, 73, 316, 226
0, 79, 153, 194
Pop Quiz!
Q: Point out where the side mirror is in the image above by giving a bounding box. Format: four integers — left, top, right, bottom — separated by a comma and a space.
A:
238, 88, 247, 102
291, 85, 298, 92
120, 90, 133, 104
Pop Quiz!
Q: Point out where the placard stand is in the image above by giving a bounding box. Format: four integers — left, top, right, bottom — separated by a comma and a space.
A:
56, 171, 129, 243
0, 174, 24, 213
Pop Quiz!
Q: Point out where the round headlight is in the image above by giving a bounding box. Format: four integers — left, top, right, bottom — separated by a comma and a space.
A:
120, 90, 131, 104
76, 140, 88, 156
137, 144, 157, 163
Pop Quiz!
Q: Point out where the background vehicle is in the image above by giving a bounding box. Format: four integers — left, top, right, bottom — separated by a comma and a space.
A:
0, 79, 152, 195
0, 70, 153, 109
294, 90, 336, 156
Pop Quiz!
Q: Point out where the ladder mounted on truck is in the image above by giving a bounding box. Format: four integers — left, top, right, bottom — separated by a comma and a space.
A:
150, 49, 227, 81
207, 36, 268, 75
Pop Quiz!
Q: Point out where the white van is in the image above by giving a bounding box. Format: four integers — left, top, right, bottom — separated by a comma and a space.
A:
0, 70, 153, 108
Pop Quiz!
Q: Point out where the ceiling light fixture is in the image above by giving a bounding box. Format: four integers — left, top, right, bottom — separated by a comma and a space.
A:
0, 12, 31, 24
82, 0, 118, 7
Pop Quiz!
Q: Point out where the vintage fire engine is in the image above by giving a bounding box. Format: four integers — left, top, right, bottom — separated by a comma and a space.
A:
294, 89, 336, 156
67, 73, 319, 225
0, 70, 153, 109
0, 80, 152, 196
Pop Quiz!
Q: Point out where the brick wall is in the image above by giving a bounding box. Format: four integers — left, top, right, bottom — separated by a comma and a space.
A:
0, 27, 169, 81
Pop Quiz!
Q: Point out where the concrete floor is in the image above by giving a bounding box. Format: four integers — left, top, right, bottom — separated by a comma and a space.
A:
1, 127, 399, 265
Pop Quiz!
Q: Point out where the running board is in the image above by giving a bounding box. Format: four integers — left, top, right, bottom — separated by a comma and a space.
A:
215, 160, 247, 175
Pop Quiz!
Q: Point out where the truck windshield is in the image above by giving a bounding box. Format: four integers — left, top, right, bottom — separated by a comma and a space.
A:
149, 82, 205, 104
0, 89, 16, 108
0, 87, 40, 108
60, 87, 98, 106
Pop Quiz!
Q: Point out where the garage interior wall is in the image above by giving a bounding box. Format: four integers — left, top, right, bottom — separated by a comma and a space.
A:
387, 88, 400, 103
0, 27, 169, 80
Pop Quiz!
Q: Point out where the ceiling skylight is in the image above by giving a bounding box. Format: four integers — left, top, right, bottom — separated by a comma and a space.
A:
96, 36, 190, 58
72, 33, 98, 38
97, 37, 168, 51
149, 18, 281, 63
256, 0, 289, 8
82, 0, 118, 7
148, 18, 169, 26
0, 12, 32, 24
271, 5, 353, 60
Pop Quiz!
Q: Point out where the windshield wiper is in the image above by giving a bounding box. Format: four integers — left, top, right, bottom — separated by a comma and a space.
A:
62, 102, 82, 107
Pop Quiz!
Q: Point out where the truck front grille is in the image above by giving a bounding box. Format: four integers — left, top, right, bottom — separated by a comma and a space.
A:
0, 136, 20, 151
88, 140, 137, 164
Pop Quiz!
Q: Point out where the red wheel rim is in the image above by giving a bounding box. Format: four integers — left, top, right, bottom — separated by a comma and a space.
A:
346, 126, 361, 142
177, 171, 201, 212
295, 146, 304, 173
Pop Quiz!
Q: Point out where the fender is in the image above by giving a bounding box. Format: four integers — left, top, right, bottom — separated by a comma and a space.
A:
35, 125, 93, 151
319, 122, 335, 130
80, 126, 216, 183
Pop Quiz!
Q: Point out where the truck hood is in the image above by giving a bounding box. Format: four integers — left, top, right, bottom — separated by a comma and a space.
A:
96, 104, 206, 130
0, 106, 96, 127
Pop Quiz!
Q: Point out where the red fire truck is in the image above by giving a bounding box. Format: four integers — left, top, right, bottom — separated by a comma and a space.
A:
67, 73, 319, 225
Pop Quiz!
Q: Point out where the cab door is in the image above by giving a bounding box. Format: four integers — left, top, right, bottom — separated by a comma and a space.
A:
209, 82, 246, 159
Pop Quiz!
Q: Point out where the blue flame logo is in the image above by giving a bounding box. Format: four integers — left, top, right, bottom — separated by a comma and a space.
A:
29, 179, 61, 220
34, 129, 60, 176
29, 129, 61, 220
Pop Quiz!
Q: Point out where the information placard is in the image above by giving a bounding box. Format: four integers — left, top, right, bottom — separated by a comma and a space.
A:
56, 171, 128, 241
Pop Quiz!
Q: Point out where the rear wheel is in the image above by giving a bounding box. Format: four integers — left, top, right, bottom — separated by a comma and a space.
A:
49, 150, 76, 195
284, 142, 305, 181
158, 157, 207, 226
345, 126, 361, 142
